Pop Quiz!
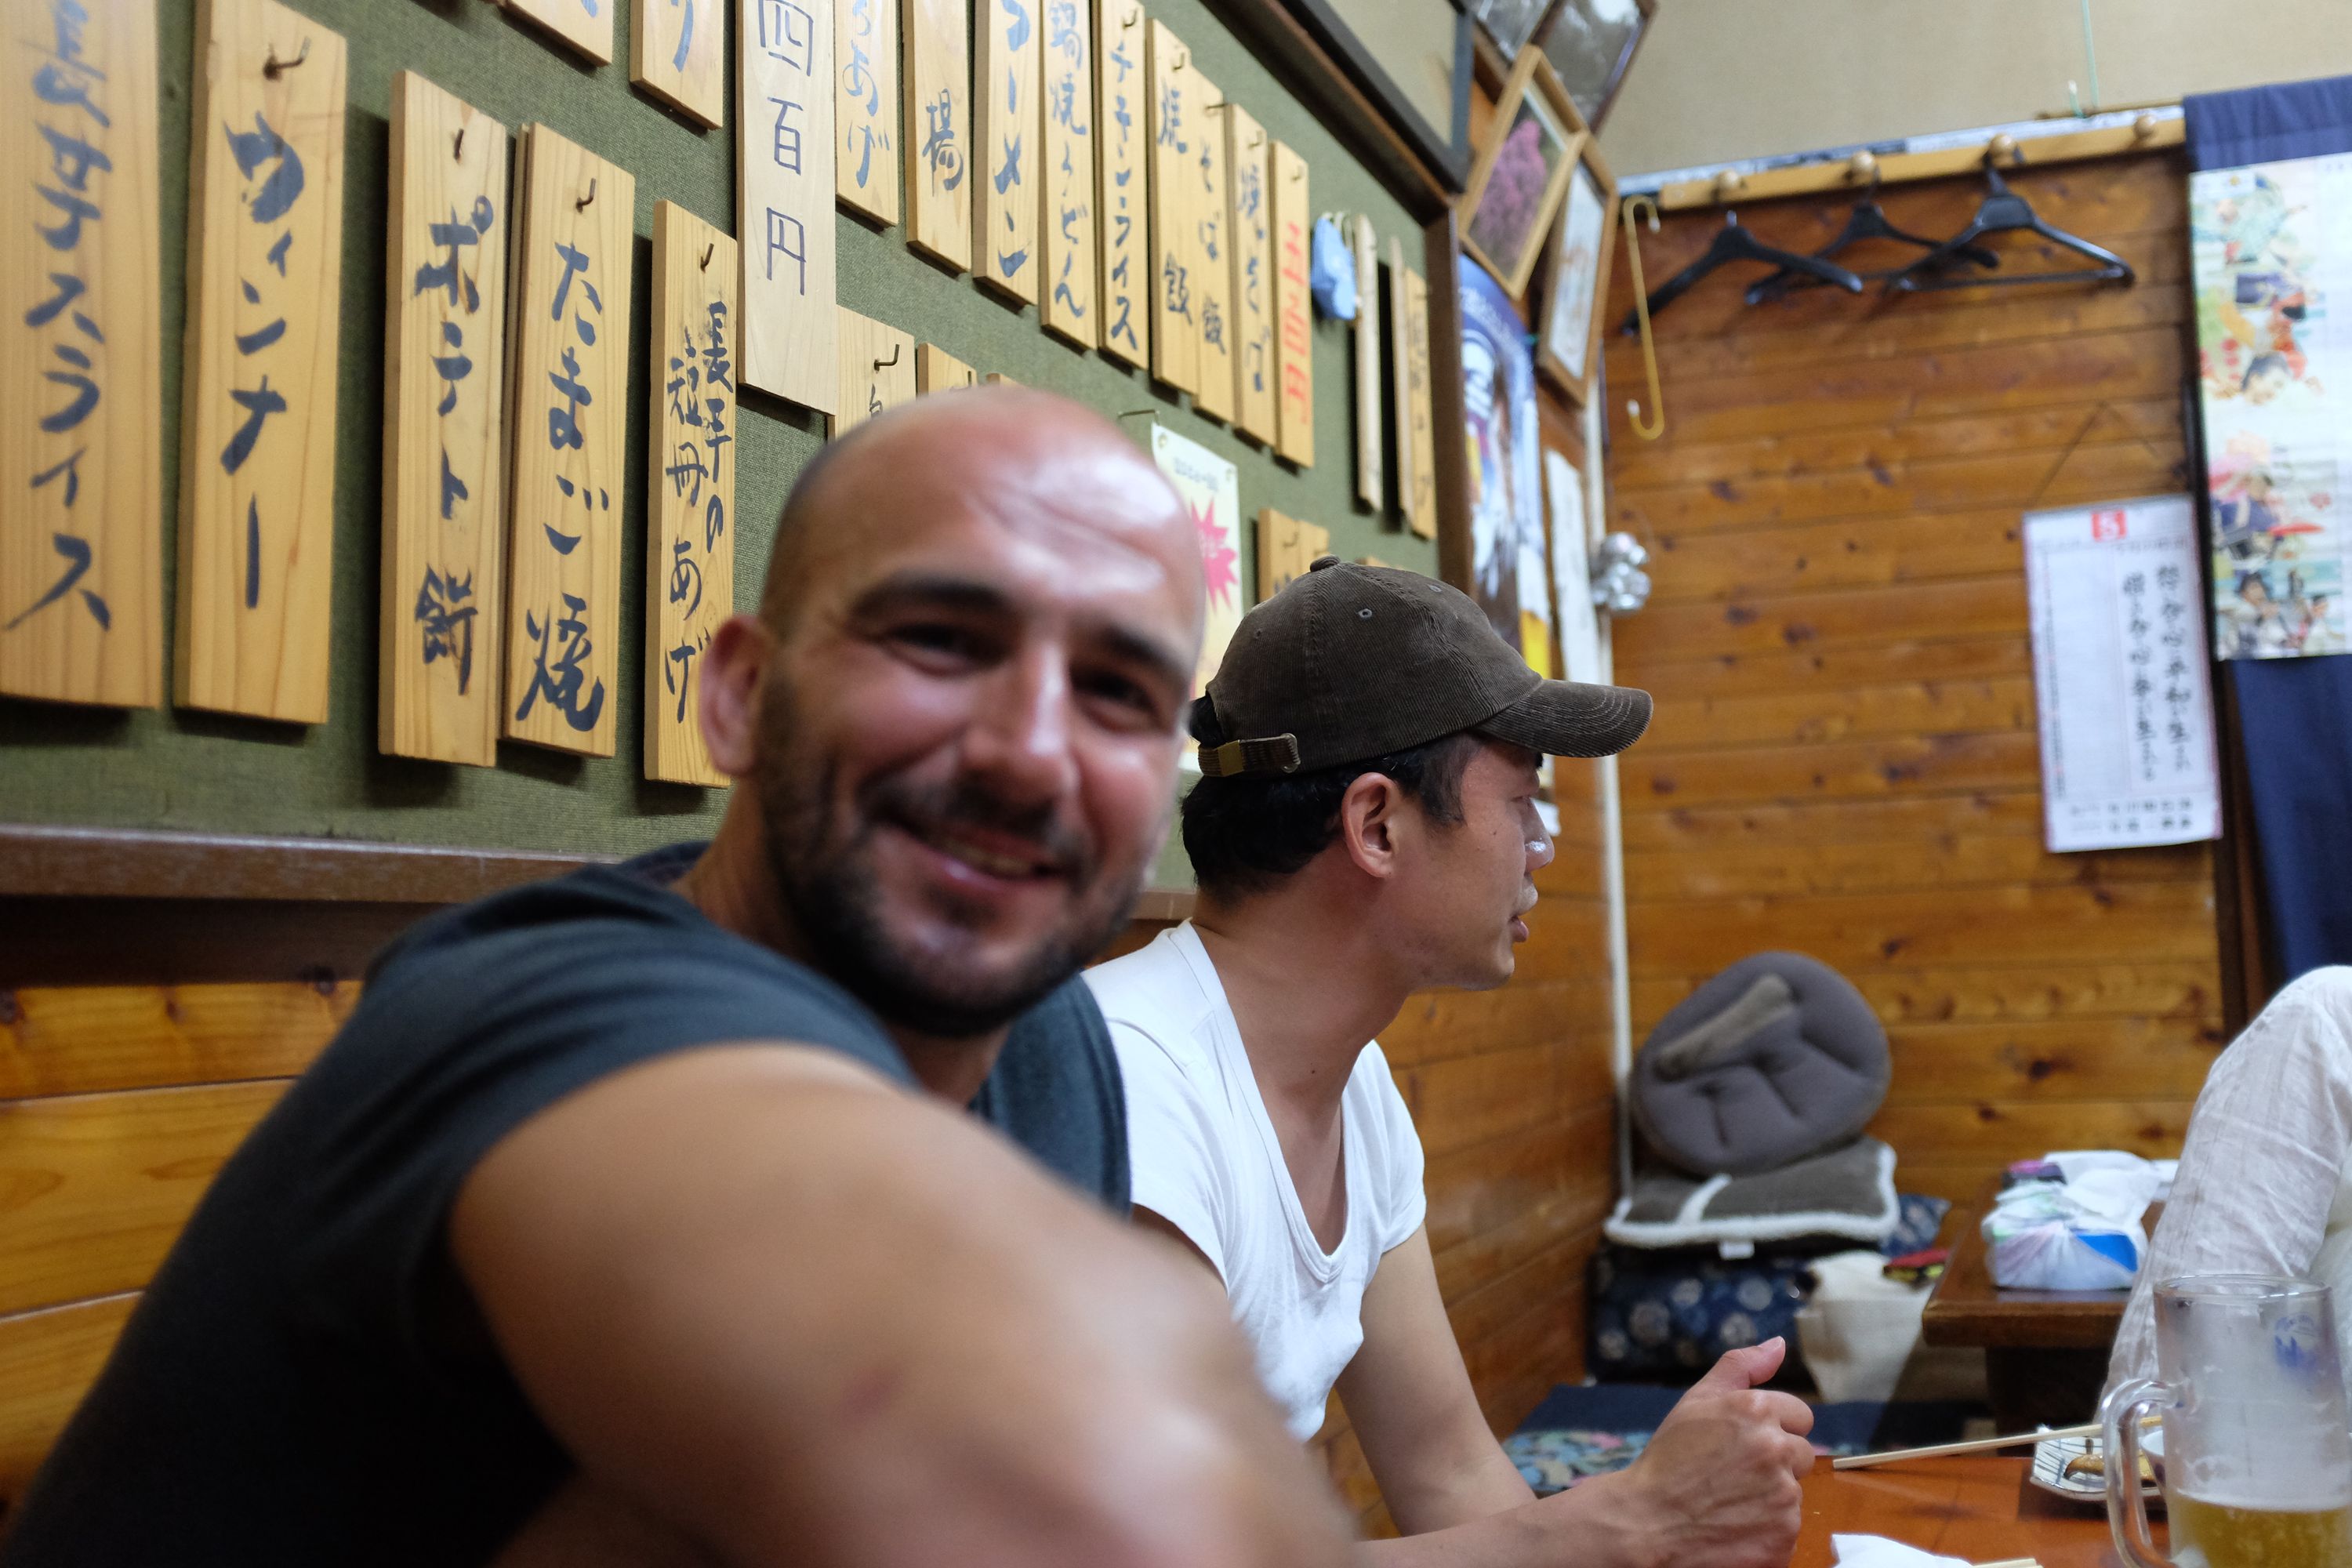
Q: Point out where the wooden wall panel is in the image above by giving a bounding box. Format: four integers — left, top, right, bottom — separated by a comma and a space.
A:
1603, 151, 2221, 1207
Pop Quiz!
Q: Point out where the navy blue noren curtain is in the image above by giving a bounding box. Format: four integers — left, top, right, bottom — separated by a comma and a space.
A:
2185, 76, 2352, 982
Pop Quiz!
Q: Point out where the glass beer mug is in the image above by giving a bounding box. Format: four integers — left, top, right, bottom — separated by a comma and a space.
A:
2102, 1276, 2352, 1568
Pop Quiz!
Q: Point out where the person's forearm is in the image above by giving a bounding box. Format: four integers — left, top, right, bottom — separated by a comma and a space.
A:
1348, 1474, 1659, 1568
455, 1047, 1352, 1567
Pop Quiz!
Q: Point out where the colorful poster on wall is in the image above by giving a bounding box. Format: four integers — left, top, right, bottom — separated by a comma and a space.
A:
1460, 260, 1541, 655
1149, 423, 1243, 706
2190, 154, 2352, 659
2023, 495, 2221, 853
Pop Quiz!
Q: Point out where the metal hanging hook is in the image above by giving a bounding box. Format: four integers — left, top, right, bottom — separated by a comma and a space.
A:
576, 177, 597, 211
700, 241, 715, 270
263, 36, 310, 78
874, 343, 900, 368
454, 125, 466, 160
1619, 194, 1667, 442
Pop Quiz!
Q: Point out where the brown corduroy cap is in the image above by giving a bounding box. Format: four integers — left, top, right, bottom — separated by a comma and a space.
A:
1191, 558, 1653, 777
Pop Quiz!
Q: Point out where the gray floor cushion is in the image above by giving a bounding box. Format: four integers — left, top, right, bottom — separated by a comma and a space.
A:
1631, 952, 1890, 1177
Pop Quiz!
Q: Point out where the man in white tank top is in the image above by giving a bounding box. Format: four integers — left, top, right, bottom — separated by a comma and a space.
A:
1091, 561, 1817, 1568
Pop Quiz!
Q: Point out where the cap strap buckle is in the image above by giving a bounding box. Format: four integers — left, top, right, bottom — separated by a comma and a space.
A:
1197, 734, 1302, 778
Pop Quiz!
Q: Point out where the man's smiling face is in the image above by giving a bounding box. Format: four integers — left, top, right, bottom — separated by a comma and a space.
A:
748, 394, 1204, 1036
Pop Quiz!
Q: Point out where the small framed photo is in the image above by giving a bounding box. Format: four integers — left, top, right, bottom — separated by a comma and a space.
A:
1537, 0, 1656, 132
1460, 47, 1587, 300
1474, 0, 1563, 60
1536, 136, 1616, 399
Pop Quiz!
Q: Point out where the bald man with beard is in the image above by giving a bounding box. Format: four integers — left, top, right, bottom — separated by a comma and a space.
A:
2, 392, 1350, 1568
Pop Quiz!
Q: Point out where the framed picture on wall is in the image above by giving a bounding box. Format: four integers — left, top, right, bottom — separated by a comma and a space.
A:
1474, 0, 1561, 60
1460, 48, 1585, 300
1535, 0, 1654, 131
1457, 259, 1542, 653
1280, 0, 1476, 189
1536, 136, 1616, 399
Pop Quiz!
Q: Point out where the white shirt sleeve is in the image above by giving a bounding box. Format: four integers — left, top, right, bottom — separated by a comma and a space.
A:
1361, 1043, 1428, 1254
1110, 1019, 1236, 1284
2110, 966, 2352, 1398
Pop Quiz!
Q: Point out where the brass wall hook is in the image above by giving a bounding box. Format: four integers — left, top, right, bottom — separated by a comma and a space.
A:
875, 343, 901, 368
1619, 194, 1666, 442
263, 35, 310, 78
576, 177, 597, 211
700, 241, 715, 270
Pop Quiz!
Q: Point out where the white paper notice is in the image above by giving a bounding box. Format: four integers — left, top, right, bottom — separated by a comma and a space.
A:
2024, 495, 2222, 853
1545, 448, 1601, 686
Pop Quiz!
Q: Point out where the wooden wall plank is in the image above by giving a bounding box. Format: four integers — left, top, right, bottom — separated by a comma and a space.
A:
1145, 20, 1197, 393
379, 73, 510, 767
644, 201, 738, 788
1625, 883, 2217, 975
0, 0, 165, 709
0, 1294, 136, 1504
176, 0, 347, 722
742, 0, 840, 412
0, 982, 351, 1100
1635, 963, 2223, 1036
900, 0, 971, 270
500, 126, 633, 757
1625, 833, 2209, 901
1038, 0, 1098, 346
0, 1081, 289, 1317
835, 0, 901, 223
1092, 0, 1148, 369
635, 0, 728, 127
972, 0, 1041, 303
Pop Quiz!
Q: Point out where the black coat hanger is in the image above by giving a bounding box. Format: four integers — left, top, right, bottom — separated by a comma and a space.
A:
1884, 166, 2133, 292
1745, 177, 2000, 303
1618, 212, 1863, 335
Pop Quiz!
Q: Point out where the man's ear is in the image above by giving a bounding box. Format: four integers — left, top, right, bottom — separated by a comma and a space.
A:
1336, 771, 1407, 881
698, 615, 773, 779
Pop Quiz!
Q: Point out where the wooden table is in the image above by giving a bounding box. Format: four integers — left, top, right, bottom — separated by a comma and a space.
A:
1921, 1178, 2157, 1431
1797, 1453, 2143, 1567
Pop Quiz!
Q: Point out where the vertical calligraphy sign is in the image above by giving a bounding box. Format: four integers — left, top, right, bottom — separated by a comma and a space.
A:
646, 202, 737, 787
1225, 105, 1274, 447
636, 0, 727, 129
501, 125, 633, 757
915, 342, 976, 391
1145, 21, 1196, 393
1349, 212, 1381, 510
176, 0, 346, 723
1037, 0, 1094, 347
1385, 236, 1413, 527
502, 0, 615, 64
1254, 508, 1327, 604
1269, 140, 1312, 467
900, 0, 971, 271
829, 307, 916, 435
1091, 0, 1146, 371
1403, 265, 1436, 539
1, 0, 163, 708
1189, 82, 1232, 423
380, 74, 510, 765
740, 0, 838, 413
834, 0, 898, 224
973, 0, 1040, 304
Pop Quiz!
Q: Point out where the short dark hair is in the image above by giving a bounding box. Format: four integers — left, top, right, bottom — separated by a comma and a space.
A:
1181, 731, 1479, 902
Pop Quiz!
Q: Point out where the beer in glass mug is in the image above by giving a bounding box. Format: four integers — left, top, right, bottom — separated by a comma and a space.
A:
2103, 1276, 2352, 1568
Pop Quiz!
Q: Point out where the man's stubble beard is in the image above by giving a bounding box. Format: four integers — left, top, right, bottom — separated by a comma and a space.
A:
749, 669, 1152, 1037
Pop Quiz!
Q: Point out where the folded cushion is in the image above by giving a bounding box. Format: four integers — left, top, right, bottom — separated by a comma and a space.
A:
1632, 952, 1890, 1177
1606, 1137, 1901, 1250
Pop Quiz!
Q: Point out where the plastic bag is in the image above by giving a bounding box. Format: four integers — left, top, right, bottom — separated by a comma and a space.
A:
1981, 1177, 2150, 1291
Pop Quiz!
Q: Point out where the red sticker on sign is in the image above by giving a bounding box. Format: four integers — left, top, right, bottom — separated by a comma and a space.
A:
2091, 510, 2128, 541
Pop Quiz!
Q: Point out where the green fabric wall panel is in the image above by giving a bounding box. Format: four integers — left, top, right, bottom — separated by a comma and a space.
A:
0, 0, 1429, 857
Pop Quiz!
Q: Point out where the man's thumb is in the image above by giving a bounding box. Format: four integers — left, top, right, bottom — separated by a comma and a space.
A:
1696, 1335, 1787, 1391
